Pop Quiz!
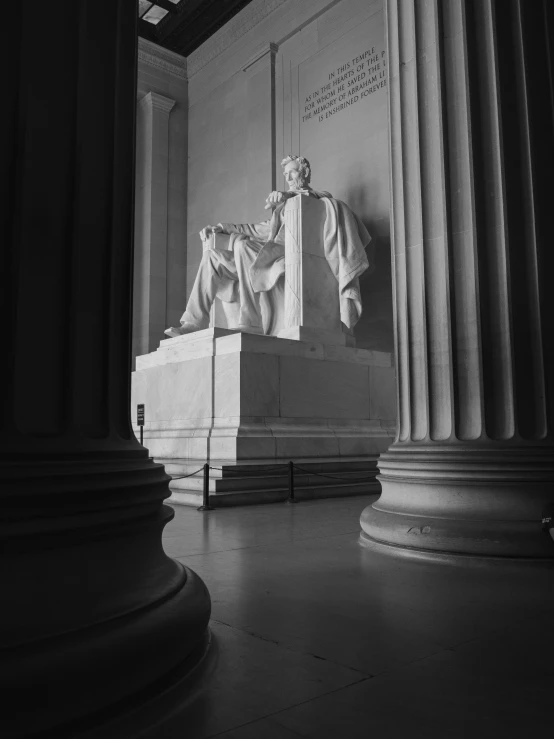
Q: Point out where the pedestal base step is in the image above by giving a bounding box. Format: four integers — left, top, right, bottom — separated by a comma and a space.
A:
159, 458, 381, 508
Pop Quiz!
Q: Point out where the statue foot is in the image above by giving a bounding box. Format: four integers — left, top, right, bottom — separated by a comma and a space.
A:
164, 322, 201, 338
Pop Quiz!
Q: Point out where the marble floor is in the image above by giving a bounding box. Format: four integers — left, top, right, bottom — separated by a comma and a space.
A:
125, 496, 552, 738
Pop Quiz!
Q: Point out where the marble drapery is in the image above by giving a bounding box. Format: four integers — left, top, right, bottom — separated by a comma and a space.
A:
182, 191, 373, 334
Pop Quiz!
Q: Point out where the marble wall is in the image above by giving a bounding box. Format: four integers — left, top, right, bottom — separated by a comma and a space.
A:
186, 50, 275, 298
186, 0, 393, 352
278, 0, 391, 351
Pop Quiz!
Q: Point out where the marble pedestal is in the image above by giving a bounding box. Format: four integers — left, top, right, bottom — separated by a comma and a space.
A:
132, 329, 395, 506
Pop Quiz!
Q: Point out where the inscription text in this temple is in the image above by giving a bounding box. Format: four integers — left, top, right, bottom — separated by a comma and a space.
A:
302, 48, 387, 125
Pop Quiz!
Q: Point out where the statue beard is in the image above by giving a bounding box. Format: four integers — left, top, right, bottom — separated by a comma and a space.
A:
288, 177, 308, 191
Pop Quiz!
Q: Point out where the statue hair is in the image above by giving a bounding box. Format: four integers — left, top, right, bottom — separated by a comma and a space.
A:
281, 154, 311, 184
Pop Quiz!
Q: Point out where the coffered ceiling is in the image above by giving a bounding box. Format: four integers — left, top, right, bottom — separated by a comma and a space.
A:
138, 0, 255, 57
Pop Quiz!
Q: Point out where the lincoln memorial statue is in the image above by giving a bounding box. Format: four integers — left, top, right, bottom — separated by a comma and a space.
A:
132, 154, 396, 504
165, 155, 374, 339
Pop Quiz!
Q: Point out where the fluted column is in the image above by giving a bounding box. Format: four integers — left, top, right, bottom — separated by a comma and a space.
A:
134, 91, 176, 357
0, 2, 210, 736
361, 0, 554, 558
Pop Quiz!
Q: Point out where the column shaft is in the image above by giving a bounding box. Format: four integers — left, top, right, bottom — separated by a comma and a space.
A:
361, 0, 554, 558
0, 2, 210, 735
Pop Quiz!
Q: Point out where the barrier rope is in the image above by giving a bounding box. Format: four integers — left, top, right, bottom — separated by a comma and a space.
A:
170, 467, 204, 480
170, 461, 377, 512
292, 464, 376, 484
208, 464, 289, 474
172, 464, 375, 484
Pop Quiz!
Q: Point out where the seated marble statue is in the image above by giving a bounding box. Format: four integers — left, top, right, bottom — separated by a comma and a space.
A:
164, 155, 372, 338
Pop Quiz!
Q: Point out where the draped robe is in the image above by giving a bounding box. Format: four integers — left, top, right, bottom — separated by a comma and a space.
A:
214, 190, 373, 333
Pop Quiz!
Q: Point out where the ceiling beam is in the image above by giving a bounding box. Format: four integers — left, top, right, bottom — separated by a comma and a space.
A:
138, 18, 156, 42
153, 0, 206, 42
164, 0, 252, 55
153, 0, 180, 14
138, 0, 255, 57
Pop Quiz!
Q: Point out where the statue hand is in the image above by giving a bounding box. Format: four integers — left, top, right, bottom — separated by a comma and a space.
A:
264, 191, 288, 210
200, 224, 223, 241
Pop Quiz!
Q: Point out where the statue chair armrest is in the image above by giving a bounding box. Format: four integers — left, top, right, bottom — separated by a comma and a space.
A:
202, 231, 233, 252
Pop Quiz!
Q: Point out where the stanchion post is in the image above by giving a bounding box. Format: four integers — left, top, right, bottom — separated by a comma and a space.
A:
137, 403, 145, 446
197, 462, 215, 511
286, 461, 297, 504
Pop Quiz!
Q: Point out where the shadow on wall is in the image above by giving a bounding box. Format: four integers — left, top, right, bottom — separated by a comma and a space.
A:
345, 182, 393, 354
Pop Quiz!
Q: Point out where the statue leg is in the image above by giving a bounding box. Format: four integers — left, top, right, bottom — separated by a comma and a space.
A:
233, 240, 264, 331
165, 249, 237, 337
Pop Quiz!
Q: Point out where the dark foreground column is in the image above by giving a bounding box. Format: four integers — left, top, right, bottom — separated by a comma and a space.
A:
361, 0, 554, 558
0, 2, 210, 735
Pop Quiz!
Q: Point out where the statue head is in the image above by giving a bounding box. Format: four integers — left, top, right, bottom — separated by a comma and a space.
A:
281, 155, 311, 191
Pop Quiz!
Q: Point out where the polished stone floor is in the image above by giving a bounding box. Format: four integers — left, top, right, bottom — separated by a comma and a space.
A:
133, 495, 552, 738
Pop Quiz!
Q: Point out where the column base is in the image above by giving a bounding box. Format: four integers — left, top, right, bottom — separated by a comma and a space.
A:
79, 627, 216, 739
4, 566, 211, 738
359, 531, 554, 566
1, 454, 212, 738
360, 445, 554, 559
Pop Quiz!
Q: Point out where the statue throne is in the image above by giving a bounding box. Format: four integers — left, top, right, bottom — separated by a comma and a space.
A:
204, 194, 354, 346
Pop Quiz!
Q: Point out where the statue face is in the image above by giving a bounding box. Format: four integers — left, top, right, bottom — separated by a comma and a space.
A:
283, 160, 307, 191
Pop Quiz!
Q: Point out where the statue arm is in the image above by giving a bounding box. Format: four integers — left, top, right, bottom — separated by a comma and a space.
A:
217, 220, 271, 241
